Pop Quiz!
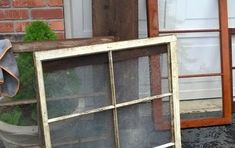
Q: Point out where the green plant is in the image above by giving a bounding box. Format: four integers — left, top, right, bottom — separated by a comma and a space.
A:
14, 53, 35, 100
14, 21, 57, 100
4, 21, 58, 125
44, 70, 79, 118
0, 107, 22, 125
24, 21, 57, 41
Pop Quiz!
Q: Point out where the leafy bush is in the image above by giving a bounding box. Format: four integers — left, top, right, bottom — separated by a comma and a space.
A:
0, 107, 22, 125
14, 21, 57, 100
24, 21, 57, 41
14, 53, 35, 100
4, 21, 57, 125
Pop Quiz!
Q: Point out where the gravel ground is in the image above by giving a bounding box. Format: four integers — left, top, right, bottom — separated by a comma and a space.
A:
182, 114, 235, 148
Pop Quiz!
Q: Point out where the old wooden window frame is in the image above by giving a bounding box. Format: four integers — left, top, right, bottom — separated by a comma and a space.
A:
147, 0, 232, 128
0, 37, 115, 147
229, 28, 235, 113
34, 35, 181, 148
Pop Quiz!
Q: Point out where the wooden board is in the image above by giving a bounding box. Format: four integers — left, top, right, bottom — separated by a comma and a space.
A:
92, 4, 138, 147
92, 0, 138, 40
12, 36, 114, 53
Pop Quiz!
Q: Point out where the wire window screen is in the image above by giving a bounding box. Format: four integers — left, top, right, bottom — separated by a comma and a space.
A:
34, 36, 181, 148
155, 0, 232, 128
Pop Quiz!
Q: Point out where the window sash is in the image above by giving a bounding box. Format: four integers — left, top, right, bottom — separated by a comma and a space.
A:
34, 35, 181, 148
147, 0, 232, 129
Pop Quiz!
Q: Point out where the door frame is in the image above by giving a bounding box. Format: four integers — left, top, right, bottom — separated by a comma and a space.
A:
147, 0, 233, 128
64, 0, 93, 39
63, 0, 72, 39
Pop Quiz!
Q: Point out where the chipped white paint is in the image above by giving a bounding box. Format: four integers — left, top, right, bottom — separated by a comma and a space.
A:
34, 56, 52, 148
153, 142, 175, 148
34, 36, 177, 61
35, 35, 181, 148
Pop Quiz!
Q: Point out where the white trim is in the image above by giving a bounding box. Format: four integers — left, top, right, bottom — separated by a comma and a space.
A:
48, 93, 172, 123
63, 0, 72, 39
34, 35, 177, 60
34, 57, 52, 148
153, 142, 175, 148
169, 41, 182, 148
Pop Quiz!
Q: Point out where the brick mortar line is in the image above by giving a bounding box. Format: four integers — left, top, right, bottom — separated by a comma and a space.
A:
0, 19, 65, 24
0, 20, 17, 23
1, 19, 64, 22
0, 30, 64, 34
0, 8, 31, 10
0, 18, 64, 22
12, 30, 65, 34
0, 32, 24, 35
0, 19, 64, 22
30, 7, 63, 10
1, 0, 63, 9
0, 6, 63, 10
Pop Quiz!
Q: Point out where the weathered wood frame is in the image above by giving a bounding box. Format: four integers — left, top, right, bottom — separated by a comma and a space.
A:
229, 28, 235, 113
0, 37, 114, 148
34, 35, 181, 148
147, 0, 233, 128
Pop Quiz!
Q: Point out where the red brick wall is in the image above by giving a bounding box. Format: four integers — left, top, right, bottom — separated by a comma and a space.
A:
0, 0, 65, 41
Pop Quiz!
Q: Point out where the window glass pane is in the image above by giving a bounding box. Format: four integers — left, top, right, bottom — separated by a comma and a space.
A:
180, 76, 222, 120
114, 57, 141, 103
232, 36, 235, 68
228, 0, 235, 28
42, 53, 112, 119
49, 111, 115, 148
159, 0, 219, 30
138, 0, 147, 38
179, 76, 222, 100
161, 53, 170, 94
118, 100, 172, 148
113, 46, 169, 104
231, 36, 235, 100
157, 0, 229, 128
165, 32, 223, 119
176, 32, 221, 75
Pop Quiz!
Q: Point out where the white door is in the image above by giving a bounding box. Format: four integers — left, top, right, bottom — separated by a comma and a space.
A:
64, 0, 230, 101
